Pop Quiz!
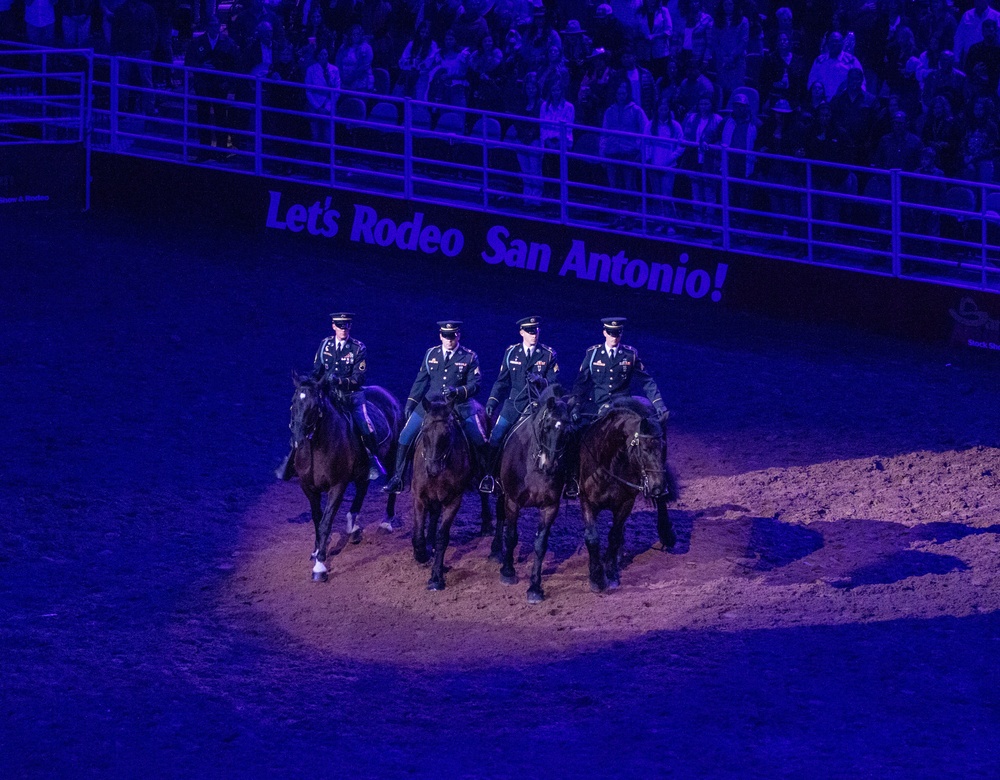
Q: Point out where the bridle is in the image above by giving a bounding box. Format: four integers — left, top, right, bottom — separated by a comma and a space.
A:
417, 413, 458, 472
530, 404, 570, 474
587, 412, 667, 497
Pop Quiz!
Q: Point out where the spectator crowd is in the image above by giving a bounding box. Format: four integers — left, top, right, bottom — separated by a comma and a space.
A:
5, 0, 1000, 229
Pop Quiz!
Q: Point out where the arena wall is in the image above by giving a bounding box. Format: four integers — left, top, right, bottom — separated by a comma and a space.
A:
91, 153, 1000, 349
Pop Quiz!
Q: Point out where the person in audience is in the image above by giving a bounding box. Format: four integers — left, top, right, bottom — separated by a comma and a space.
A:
337, 22, 374, 91
398, 19, 440, 99
646, 94, 685, 231
601, 78, 649, 226
710, 0, 749, 101
681, 93, 723, 223
807, 31, 864, 102
954, 0, 1000, 65
305, 45, 340, 142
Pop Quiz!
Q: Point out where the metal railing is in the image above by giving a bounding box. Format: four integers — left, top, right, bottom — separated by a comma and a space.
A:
4, 41, 999, 293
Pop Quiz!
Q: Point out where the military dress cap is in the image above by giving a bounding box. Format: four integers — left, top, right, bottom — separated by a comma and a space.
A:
329, 312, 355, 324
601, 317, 627, 332
438, 320, 463, 335
517, 315, 542, 332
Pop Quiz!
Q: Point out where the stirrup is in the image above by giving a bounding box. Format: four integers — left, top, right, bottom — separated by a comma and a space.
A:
479, 474, 496, 494
564, 479, 580, 499
383, 475, 403, 494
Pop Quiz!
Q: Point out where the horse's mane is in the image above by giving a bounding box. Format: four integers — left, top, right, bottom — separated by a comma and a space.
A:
535, 382, 565, 404
606, 396, 664, 437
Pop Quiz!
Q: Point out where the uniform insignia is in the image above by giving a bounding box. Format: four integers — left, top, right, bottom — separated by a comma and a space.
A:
358, 360, 366, 371
622, 360, 630, 366
429, 358, 439, 364
473, 367, 481, 376
594, 360, 606, 367
510, 359, 522, 366
534, 360, 545, 367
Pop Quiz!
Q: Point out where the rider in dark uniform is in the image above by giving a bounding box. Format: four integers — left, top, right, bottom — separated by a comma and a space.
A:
276, 312, 385, 482
384, 320, 489, 493
565, 316, 670, 496
478, 315, 560, 493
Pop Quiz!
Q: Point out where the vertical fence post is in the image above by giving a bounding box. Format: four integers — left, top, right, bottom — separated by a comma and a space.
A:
720, 145, 730, 251
805, 161, 813, 262
982, 182, 989, 288
482, 112, 489, 209
41, 50, 48, 138
254, 77, 263, 175
890, 169, 901, 277
640, 139, 648, 233
559, 122, 568, 223
182, 68, 189, 161
403, 98, 413, 199
110, 56, 119, 150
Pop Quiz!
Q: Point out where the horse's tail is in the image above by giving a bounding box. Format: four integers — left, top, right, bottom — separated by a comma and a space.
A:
365, 385, 404, 434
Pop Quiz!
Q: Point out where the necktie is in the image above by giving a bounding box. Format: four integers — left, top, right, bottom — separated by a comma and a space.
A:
443, 350, 451, 363
336, 341, 345, 356
525, 348, 533, 362
609, 348, 616, 361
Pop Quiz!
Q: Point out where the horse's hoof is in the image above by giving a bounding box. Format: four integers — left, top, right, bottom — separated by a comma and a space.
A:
659, 533, 677, 549
379, 520, 396, 533
527, 589, 544, 604
311, 571, 329, 583
414, 551, 430, 565
607, 578, 620, 591
480, 524, 494, 536
500, 572, 517, 586
427, 579, 445, 591
590, 578, 606, 593
349, 529, 362, 545
487, 551, 502, 563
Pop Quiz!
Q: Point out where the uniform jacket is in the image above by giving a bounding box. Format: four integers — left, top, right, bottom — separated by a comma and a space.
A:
407, 344, 481, 410
487, 343, 559, 415
572, 342, 665, 411
312, 336, 367, 391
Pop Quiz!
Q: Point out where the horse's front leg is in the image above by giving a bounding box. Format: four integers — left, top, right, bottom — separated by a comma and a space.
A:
411, 494, 430, 564
500, 496, 520, 585
313, 484, 347, 582
428, 497, 462, 591
479, 492, 493, 536
489, 490, 506, 562
656, 495, 676, 549
306, 489, 323, 562
604, 498, 635, 590
346, 478, 369, 545
380, 490, 399, 532
581, 499, 607, 593
527, 502, 560, 604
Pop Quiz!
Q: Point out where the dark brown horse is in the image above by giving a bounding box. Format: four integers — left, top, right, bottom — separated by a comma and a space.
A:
490, 385, 574, 603
577, 397, 679, 592
288, 373, 402, 581
411, 397, 489, 590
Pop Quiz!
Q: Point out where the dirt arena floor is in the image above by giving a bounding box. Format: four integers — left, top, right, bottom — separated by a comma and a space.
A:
3, 210, 1000, 778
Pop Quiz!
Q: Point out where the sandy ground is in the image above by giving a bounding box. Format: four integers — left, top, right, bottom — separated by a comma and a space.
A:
2, 211, 1000, 778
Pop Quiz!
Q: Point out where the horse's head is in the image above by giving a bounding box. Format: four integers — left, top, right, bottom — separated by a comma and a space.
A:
532, 394, 573, 476
289, 371, 327, 447
419, 397, 459, 477
625, 413, 668, 499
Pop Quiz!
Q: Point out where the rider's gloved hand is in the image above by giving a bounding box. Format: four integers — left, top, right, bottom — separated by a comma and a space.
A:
485, 401, 497, 418
443, 386, 459, 401
404, 400, 417, 417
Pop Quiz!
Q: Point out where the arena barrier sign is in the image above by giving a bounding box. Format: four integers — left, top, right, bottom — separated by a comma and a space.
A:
91, 153, 1000, 345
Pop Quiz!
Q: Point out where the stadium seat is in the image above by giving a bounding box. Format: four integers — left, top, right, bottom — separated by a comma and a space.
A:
373, 68, 391, 96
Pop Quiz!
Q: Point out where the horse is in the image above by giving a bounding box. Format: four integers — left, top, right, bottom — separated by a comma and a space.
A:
410, 397, 490, 590
287, 372, 403, 581
489, 384, 575, 604
577, 397, 679, 592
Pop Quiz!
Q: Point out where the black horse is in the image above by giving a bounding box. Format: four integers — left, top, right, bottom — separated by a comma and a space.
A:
577, 397, 679, 592
287, 373, 403, 581
411, 397, 491, 590
489, 385, 575, 604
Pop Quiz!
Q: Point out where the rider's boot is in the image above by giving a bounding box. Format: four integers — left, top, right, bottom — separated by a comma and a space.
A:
361, 431, 386, 481
478, 443, 500, 494
275, 448, 296, 481
383, 443, 412, 493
